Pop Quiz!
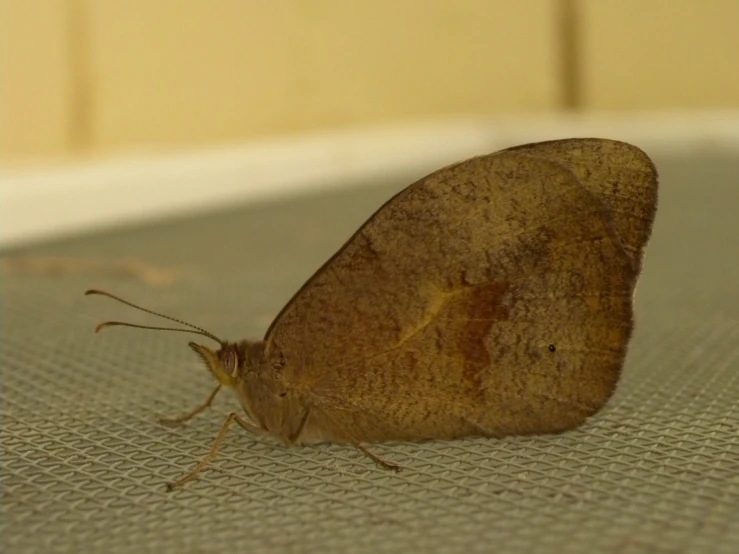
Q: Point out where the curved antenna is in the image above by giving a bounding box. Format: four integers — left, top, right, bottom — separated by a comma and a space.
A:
85, 289, 222, 344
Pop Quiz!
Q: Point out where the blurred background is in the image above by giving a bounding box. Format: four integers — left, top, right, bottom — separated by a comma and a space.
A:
1, 0, 738, 246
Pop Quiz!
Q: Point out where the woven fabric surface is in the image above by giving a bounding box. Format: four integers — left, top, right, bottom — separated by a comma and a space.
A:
1, 152, 738, 554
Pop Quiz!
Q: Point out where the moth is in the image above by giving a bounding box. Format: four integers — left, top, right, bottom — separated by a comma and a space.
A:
87, 138, 658, 490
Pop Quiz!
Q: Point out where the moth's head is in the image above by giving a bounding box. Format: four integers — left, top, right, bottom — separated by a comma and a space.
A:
188, 341, 244, 389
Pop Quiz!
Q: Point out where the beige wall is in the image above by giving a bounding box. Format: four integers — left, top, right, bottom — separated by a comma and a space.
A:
0, 0, 73, 163
87, 0, 560, 153
578, 0, 739, 109
2, 0, 738, 167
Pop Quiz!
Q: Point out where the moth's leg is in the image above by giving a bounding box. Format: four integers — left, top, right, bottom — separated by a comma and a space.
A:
285, 408, 311, 445
309, 406, 402, 471
166, 411, 264, 491
353, 443, 402, 473
159, 384, 222, 427
232, 413, 271, 437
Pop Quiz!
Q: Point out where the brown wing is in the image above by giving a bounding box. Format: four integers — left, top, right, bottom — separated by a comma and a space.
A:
264, 143, 651, 444
501, 138, 658, 271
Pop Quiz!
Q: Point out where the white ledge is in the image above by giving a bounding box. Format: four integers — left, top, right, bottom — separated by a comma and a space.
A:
2, 110, 739, 249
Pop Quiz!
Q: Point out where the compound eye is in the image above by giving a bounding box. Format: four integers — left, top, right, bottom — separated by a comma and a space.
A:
222, 350, 238, 376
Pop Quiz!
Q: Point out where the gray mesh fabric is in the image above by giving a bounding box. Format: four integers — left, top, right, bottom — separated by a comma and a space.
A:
2, 153, 738, 553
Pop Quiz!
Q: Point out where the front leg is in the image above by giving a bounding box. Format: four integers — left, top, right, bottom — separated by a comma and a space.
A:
159, 385, 222, 427
166, 411, 270, 491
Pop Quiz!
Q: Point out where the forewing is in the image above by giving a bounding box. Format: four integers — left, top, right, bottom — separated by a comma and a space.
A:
264, 152, 638, 443
501, 138, 658, 271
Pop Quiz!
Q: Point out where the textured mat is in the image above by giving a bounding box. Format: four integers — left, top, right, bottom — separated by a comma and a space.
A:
1, 152, 738, 554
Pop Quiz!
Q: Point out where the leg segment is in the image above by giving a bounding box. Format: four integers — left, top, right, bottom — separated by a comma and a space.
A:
159, 385, 222, 427
353, 443, 402, 472
166, 411, 266, 490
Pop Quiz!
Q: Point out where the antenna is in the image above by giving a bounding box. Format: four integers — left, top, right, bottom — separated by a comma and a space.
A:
85, 289, 222, 345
